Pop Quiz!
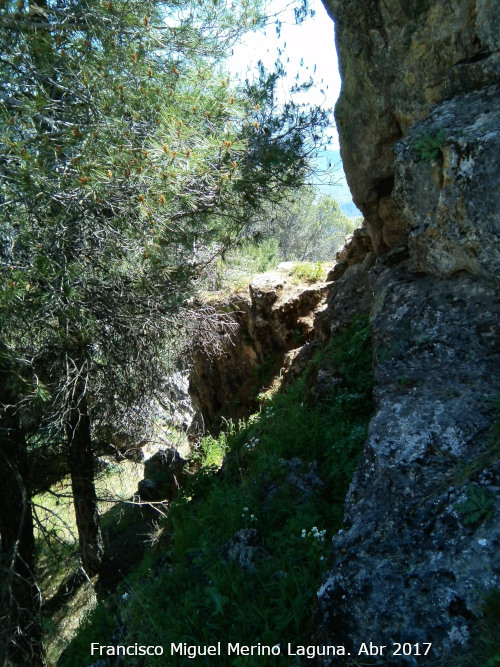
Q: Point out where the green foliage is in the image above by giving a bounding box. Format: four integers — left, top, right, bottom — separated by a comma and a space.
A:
262, 186, 356, 262
0, 0, 330, 435
290, 261, 325, 282
452, 397, 500, 485
216, 237, 281, 289
413, 0, 430, 18
293, 328, 305, 345
0, 0, 332, 593
58, 600, 117, 666
62, 316, 373, 665
191, 420, 235, 470
476, 589, 500, 667
445, 589, 500, 667
318, 315, 373, 392
253, 352, 278, 386
211, 187, 354, 292
455, 484, 496, 525
413, 129, 446, 162
236, 238, 281, 274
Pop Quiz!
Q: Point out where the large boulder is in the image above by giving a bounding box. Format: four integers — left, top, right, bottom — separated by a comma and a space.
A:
393, 84, 500, 283
322, 0, 500, 255
315, 266, 500, 662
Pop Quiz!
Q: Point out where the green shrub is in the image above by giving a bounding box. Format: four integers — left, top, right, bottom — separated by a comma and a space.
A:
455, 484, 496, 525
58, 600, 117, 667
413, 129, 446, 162
63, 317, 373, 665
480, 590, 500, 666
289, 261, 325, 282
253, 352, 278, 387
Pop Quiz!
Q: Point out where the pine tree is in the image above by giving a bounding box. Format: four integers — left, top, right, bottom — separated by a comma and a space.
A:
262, 187, 356, 261
0, 0, 327, 658
0, 347, 46, 667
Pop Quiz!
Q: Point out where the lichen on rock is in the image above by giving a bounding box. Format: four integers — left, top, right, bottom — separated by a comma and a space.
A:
314, 0, 500, 662
323, 0, 500, 255
315, 267, 500, 662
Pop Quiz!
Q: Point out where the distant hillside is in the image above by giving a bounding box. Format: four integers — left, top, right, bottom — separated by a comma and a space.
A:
314, 148, 361, 219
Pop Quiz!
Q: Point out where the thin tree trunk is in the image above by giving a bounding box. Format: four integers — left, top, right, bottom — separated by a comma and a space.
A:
0, 371, 46, 666
67, 396, 103, 578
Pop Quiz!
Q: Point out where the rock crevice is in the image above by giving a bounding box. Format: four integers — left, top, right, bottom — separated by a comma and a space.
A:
189, 269, 330, 426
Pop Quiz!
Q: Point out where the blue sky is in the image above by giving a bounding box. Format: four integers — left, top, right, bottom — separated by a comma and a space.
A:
228, 0, 360, 217
228, 0, 341, 148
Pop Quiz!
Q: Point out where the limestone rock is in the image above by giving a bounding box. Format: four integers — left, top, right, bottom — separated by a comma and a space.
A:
278, 457, 326, 500
326, 222, 374, 282
154, 371, 196, 433
246, 272, 329, 351
313, 4, 500, 655
97, 371, 195, 462
315, 252, 375, 343
189, 268, 330, 425
393, 83, 500, 282
281, 340, 320, 387
221, 529, 269, 574
322, 0, 500, 254
313, 369, 345, 405
315, 268, 500, 663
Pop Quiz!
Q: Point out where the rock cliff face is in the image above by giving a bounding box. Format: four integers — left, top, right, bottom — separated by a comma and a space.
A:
314, 0, 500, 663
189, 269, 330, 426
323, 0, 499, 255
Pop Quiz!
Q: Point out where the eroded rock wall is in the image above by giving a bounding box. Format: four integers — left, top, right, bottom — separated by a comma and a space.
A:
322, 0, 500, 255
394, 84, 500, 281
316, 0, 500, 662
189, 271, 329, 426
315, 265, 500, 663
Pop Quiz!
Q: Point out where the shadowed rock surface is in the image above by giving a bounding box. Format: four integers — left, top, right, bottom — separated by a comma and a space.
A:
189, 268, 330, 425
313, 0, 500, 662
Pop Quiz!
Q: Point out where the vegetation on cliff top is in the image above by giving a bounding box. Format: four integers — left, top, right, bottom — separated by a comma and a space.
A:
209, 186, 357, 291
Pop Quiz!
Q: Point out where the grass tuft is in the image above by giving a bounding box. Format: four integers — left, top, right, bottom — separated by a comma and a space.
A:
289, 261, 325, 282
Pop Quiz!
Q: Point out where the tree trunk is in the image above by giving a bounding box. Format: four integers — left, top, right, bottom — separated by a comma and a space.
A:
0, 372, 46, 666
67, 397, 103, 578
